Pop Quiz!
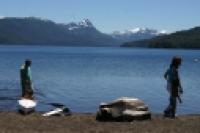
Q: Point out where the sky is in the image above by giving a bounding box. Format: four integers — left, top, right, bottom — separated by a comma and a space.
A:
0, 0, 200, 33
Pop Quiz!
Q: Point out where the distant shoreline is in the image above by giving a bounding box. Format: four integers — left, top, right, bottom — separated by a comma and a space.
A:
1, 44, 200, 51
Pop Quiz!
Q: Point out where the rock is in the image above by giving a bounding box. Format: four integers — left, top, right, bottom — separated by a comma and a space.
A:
18, 98, 37, 115
42, 107, 71, 117
96, 97, 151, 121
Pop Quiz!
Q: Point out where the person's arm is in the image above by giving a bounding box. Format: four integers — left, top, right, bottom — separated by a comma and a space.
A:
178, 78, 183, 94
177, 76, 183, 103
164, 69, 169, 80
177, 95, 182, 103
27, 67, 32, 82
177, 71, 183, 94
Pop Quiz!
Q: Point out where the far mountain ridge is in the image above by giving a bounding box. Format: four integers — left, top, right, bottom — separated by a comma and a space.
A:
122, 26, 200, 49
111, 27, 167, 42
0, 17, 118, 46
0, 17, 173, 47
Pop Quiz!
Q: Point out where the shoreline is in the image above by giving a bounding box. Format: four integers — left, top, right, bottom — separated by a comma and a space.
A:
0, 112, 199, 133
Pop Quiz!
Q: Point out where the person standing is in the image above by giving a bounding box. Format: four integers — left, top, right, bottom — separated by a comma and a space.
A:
20, 59, 33, 98
164, 56, 183, 118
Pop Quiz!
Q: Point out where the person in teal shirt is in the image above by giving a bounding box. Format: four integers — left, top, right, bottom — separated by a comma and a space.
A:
164, 57, 183, 118
20, 59, 33, 97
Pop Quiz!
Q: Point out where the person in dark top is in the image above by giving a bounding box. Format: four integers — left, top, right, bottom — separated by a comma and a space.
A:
164, 56, 183, 118
20, 59, 33, 98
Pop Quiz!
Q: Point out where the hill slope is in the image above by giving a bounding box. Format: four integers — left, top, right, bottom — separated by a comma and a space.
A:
0, 17, 118, 46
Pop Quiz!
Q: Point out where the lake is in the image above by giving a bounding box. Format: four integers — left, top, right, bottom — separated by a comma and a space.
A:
0, 45, 200, 114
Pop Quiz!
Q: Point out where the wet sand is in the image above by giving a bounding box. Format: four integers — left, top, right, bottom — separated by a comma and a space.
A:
0, 112, 199, 133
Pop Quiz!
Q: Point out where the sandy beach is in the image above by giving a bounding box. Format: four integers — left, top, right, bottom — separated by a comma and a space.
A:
0, 112, 199, 133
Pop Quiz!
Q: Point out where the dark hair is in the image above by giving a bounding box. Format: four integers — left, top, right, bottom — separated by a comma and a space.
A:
171, 56, 182, 67
25, 59, 32, 66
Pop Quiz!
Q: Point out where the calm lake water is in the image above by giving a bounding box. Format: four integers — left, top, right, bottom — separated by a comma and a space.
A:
0, 45, 200, 114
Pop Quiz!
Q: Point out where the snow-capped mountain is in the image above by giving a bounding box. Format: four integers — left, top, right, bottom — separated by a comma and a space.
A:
112, 28, 167, 42
65, 19, 94, 31
0, 17, 118, 46
0, 17, 167, 46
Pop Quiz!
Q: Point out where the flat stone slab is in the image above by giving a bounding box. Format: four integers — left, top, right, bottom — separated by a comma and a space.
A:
96, 97, 151, 121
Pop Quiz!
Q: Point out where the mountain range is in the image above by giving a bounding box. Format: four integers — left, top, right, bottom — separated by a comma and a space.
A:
122, 26, 200, 49
111, 28, 166, 42
0, 17, 117, 46
0, 17, 166, 46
